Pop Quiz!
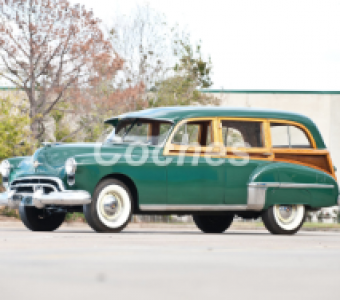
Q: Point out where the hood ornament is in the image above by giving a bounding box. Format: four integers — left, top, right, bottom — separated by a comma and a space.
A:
33, 161, 42, 169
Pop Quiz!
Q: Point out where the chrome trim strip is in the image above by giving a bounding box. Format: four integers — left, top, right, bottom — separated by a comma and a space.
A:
10, 176, 65, 191
140, 205, 248, 211
248, 182, 334, 189
280, 183, 334, 189
10, 183, 58, 192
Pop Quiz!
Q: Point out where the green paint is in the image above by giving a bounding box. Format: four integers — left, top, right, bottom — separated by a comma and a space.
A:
167, 156, 224, 205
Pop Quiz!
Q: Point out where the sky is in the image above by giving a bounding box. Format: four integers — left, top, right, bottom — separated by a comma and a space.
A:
7, 0, 340, 91
69, 0, 340, 91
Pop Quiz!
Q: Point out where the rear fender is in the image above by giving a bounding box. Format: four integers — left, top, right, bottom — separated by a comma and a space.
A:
247, 162, 338, 210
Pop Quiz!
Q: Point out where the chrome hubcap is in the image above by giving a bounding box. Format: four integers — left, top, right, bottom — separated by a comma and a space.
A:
103, 195, 119, 216
99, 193, 123, 221
276, 205, 297, 224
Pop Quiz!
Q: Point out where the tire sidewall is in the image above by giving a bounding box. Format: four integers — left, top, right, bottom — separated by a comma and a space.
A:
84, 179, 133, 233
19, 203, 66, 232
263, 205, 306, 235
193, 214, 234, 234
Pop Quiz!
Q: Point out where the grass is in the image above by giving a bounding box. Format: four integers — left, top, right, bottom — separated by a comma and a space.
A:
0, 208, 20, 219
302, 222, 340, 229
65, 212, 86, 223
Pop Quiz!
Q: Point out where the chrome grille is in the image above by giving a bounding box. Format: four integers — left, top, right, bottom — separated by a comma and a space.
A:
10, 177, 65, 195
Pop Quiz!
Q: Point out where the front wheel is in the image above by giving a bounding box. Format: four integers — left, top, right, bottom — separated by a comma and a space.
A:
262, 205, 306, 235
83, 179, 133, 233
19, 204, 66, 231
193, 214, 234, 233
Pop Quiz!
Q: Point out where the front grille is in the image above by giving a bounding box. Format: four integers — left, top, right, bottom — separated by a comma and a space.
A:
10, 177, 64, 194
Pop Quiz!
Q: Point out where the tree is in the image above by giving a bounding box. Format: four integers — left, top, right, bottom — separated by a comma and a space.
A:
0, 96, 33, 160
148, 76, 219, 108
174, 39, 213, 89
0, 0, 132, 140
149, 38, 218, 108
110, 4, 218, 111
109, 4, 176, 90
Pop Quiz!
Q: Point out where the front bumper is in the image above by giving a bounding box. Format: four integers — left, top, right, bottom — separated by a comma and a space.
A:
0, 189, 91, 209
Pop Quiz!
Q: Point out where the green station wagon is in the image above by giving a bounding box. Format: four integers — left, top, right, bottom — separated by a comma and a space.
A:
0, 107, 339, 235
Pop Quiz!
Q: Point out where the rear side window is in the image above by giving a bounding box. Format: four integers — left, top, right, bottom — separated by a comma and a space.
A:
270, 123, 312, 148
221, 120, 264, 148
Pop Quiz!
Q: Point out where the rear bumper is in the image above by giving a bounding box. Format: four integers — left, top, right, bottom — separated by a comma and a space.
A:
0, 189, 91, 209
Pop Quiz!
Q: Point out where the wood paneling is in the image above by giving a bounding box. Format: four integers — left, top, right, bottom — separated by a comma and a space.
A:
274, 152, 333, 175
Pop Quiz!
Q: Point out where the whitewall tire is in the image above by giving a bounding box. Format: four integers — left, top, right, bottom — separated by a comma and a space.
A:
84, 179, 133, 233
262, 205, 306, 235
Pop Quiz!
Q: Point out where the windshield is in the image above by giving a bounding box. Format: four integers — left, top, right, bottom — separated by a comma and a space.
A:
105, 118, 173, 146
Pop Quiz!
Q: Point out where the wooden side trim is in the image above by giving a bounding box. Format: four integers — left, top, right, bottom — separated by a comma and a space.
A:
272, 156, 333, 175
272, 149, 329, 155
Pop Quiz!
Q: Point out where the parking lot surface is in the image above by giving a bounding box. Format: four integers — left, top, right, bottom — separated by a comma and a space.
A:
0, 223, 339, 300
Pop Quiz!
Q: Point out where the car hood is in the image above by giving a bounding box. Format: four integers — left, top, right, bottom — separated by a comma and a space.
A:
12, 143, 132, 178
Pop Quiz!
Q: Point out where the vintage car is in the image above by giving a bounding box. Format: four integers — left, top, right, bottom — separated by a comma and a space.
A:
0, 107, 339, 235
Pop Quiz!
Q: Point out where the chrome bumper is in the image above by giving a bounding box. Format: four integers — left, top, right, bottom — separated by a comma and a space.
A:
0, 189, 91, 209
338, 194, 340, 206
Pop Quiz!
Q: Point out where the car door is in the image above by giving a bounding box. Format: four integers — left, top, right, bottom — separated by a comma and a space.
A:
164, 118, 225, 206
218, 118, 273, 205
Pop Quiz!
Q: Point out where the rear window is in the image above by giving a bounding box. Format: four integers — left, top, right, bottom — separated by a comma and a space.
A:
270, 123, 312, 148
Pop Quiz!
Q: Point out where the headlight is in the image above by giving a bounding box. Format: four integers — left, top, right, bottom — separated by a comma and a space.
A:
65, 158, 77, 175
0, 160, 11, 178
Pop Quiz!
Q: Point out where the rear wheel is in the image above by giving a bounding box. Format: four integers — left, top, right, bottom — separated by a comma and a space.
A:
83, 179, 133, 233
193, 214, 234, 233
262, 205, 306, 235
19, 204, 66, 232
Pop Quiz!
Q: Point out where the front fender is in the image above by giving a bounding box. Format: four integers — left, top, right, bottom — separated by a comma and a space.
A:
68, 151, 168, 206
248, 162, 338, 210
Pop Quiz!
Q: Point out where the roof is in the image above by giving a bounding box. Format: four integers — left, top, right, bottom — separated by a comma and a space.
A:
105, 106, 326, 149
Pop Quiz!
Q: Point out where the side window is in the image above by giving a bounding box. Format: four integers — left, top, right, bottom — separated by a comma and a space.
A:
172, 121, 213, 146
270, 123, 312, 148
158, 123, 173, 144
221, 121, 264, 148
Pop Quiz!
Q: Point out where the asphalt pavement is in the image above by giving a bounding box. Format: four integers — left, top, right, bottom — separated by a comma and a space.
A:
0, 223, 339, 300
